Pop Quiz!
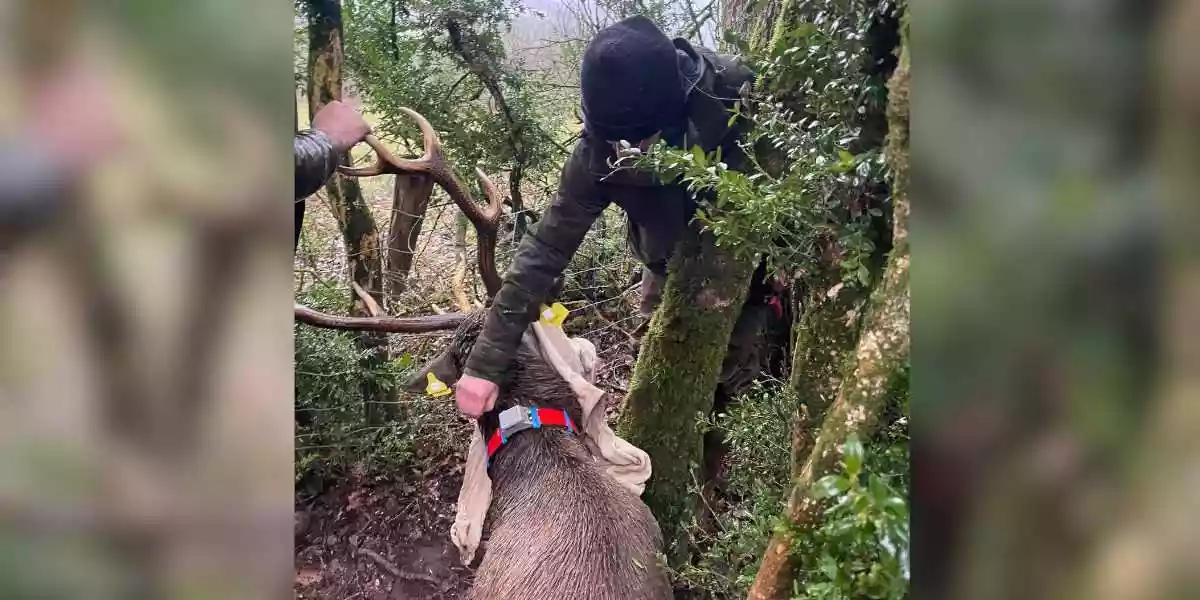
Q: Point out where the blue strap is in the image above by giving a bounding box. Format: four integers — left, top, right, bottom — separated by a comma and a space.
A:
563, 409, 574, 432
530, 407, 541, 429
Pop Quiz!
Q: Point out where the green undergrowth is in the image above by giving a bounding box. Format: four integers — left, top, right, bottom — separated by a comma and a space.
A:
674, 381, 910, 599
294, 281, 466, 491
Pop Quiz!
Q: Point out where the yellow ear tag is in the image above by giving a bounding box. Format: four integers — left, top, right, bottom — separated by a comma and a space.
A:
539, 302, 569, 327
425, 372, 452, 397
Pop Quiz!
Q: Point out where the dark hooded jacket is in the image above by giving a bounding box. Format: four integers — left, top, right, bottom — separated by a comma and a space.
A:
464, 39, 755, 384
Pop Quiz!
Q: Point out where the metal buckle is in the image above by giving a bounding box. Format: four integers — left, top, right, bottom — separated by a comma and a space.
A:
497, 406, 534, 442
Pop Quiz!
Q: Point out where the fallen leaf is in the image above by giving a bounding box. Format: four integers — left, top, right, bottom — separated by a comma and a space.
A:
295, 567, 323, 587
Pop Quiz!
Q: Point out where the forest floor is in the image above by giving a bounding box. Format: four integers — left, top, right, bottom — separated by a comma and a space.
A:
294, 462, 474, 599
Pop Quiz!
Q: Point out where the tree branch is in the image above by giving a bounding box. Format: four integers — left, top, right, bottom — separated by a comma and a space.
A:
295, 304, 467, 333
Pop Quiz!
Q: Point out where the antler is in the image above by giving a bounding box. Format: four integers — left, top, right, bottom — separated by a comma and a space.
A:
340, 108, 504, 297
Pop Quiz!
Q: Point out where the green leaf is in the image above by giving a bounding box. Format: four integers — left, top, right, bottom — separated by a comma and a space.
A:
814, 474, 851, 499
856, 264, 870, 286
868, 474, 891, 504
819, 552, 841, 581
395, 354, 414, 369
843, 434, 865, 476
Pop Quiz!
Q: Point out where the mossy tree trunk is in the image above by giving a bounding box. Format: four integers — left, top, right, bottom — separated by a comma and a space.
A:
746, 15, 909, 599
786, 271, 870, 475
306, 0, 392, 423
619, 223, 757, 564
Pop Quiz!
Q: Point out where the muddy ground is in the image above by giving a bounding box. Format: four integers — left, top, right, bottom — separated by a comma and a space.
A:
295, 460, 474, 600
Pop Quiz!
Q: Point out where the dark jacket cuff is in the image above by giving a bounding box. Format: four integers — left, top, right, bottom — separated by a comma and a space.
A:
294, 129, 337, 200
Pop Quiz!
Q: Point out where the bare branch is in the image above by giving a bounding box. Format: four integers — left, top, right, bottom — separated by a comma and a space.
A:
295, 303, 468, 333
351, 281, 384, 317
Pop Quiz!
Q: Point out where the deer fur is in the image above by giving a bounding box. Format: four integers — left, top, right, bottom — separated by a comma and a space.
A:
407, 312, 671, 600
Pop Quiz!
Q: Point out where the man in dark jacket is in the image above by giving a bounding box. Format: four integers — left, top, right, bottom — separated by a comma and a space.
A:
294, 100, 371, 250
454, 16, 773, 418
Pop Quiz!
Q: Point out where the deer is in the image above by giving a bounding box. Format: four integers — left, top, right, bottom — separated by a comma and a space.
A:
297, 108, 672, 600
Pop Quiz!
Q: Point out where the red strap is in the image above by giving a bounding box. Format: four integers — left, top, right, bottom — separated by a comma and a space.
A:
486, 408, 575, 460
536, 408, 572, 429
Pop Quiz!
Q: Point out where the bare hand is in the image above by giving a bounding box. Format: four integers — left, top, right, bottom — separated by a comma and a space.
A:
31, 59, 121, 172
455, 375, 499, 419
311, 100, 370, 153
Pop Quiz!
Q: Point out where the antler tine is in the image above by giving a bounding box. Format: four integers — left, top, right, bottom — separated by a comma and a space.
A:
472, 167, 504, 297
338, 106, 442, 178
398, 107, 442, 163
333, 107, 504, 298
474, 167, 505, 222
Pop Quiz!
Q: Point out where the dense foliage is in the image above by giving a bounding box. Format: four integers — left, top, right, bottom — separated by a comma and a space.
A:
628, 0, 897, 289
294, 282, 465, 486
343, 0, 568, 197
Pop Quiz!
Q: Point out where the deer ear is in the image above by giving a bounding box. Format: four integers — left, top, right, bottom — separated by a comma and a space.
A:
404, 352, 462, 395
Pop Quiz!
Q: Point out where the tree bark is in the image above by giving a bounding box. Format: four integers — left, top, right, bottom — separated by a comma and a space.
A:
306, 0, 392, 423
385, 173, 434, 302
786, 272, 870, 477
619, 223, 757, 564
746, 16, 909, 599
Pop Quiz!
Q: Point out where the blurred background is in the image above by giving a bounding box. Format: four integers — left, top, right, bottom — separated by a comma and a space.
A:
0, 0, 294, 598
0, 0, 1197, 598
914, 0, 1199, 599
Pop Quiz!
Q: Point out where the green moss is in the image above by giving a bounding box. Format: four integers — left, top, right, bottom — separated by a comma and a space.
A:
787, 271, 871, 474
786, 5, 911, 517
619, 224, 756, 563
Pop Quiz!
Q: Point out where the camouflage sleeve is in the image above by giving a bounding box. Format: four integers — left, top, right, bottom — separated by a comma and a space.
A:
463, 141, 609, 384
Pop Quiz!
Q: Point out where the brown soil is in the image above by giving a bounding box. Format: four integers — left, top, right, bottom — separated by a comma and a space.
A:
295, 467, 475, 600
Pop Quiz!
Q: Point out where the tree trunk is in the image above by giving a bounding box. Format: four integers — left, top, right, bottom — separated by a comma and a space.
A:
746, 15, 909, 599
786, 273, 870, 477
619, 223, 756, 564
385, 173, 434, 303
306, 0, 392, 423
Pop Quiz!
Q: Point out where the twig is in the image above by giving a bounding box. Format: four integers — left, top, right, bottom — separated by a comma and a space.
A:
446, 71, 471, 98
351, 281, 384, 317
357, 547, 440, 584
593, 311, 637, 345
